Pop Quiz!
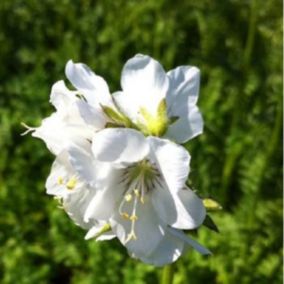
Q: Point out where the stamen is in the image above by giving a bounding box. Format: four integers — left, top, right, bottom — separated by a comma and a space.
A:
125, 191, 140, 243
140, 176, 146, 204
124, 193, 132, 202
118, 179, 139, 217
121, 212, 130, 219
57, 176, 64, 185
130, 215, 138, 221
118, 160, 161, 243
66, 177, 77, 190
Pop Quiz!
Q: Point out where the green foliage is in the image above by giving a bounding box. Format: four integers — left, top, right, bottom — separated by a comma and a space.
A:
0, 0, 282, 283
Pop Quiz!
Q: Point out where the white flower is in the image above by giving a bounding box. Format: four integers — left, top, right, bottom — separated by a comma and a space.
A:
113, 54, 203, 143
69, 128, 209, 266
31, 81, 105, 155
25, 56, 209, 265
31, 60, 114, 155
46, 146, 115, 241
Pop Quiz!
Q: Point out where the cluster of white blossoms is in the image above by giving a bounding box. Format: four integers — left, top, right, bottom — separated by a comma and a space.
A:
26, 54, 211, 266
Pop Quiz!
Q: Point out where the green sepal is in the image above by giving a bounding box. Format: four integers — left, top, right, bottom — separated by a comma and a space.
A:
93, 223, 112, 240
105, 122, 124, 128
75, 93, 87, 101
203, 215, 219, 233
100, 104, 136, 128
169, 116, 179, 125
101, 104, 125, 123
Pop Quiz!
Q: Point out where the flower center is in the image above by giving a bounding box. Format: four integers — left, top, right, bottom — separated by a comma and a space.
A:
136, 98, 169, 136
118, 160, 160, 243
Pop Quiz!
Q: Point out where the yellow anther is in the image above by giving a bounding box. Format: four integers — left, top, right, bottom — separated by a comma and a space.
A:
130, 215, 138, 221
134, 189, 140, 197
121, 212, 130, 219
124, 193, 132, 202
57, 176, 64, 185
66, 177, 77, 190
140, 196, 145, 204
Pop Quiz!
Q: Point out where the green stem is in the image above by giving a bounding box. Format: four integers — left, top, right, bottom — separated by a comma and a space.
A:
243, 0, 257, 69
220, 0, 258, 204
160, 264, 175, 284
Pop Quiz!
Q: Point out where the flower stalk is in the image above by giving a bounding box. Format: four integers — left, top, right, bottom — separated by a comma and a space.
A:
161, 264, 175, 284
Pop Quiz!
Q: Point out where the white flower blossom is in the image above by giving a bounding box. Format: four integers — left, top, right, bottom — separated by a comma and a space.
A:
25, 55, 210, 265
31, 60, 113, 155
112, 54, 203, 143
46, 146, 115, 241
69, 128, 209, 266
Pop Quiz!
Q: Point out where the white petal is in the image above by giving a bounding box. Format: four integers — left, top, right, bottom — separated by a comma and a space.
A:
50, 80, 77, 110
68, 141, 96, 186
134, 228, 184, 266
112, 91, 140, 122
32, 111, 93, 155
173, 188, 206, 229
121, 54, 169, 116
153, 186, 206, 229
150, 181, 178, 227
92, 128, 149, 164
76, 100, 106, 130
151, 182, 205, 229
84, 167, 125, 221
45, 151, 72, 196
45, 151, 95, 229
65, 60, 113, 107
168, 227, 211, 255
111, 199, 165, 257
63, 188, 96, 229
96, 232, 116, 241
165, 105, 203, 143
32, 112, 67, 155
166, 66, 200, 109
148, 137, 190, 193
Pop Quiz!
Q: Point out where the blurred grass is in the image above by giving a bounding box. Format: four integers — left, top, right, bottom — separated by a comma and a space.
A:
0, 0, 282, 283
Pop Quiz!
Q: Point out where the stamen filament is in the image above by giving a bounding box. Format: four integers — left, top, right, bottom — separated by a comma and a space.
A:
119, 160, 160, 243
125, 193, 139, 244
20, 122, 36, 136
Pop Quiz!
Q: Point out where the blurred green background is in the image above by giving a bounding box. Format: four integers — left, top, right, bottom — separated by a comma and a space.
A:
0, 0, 282, 283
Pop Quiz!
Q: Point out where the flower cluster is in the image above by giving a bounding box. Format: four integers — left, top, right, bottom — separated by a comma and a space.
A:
26, 54, 210, 266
